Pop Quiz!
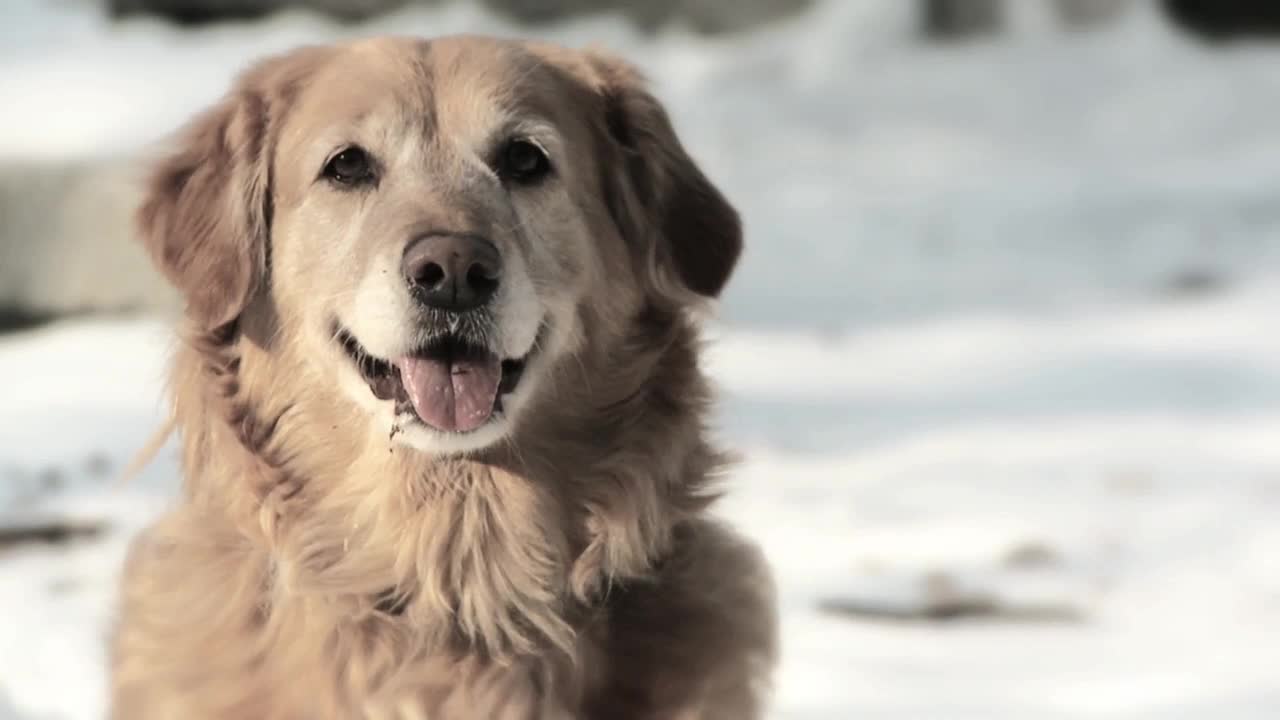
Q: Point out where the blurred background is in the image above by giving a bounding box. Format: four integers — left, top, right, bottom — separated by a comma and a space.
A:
2, 0, 1280, 717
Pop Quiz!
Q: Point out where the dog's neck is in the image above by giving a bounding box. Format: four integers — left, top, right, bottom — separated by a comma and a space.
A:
169, 307, 725, 662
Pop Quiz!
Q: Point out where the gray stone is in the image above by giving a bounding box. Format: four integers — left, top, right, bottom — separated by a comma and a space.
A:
1162, 0, 1280, 41
1053, 0, 1129, 29
477, 0, 674, 29
477, 0, 812, 33
0, 159, 177, 328
107, 0, 812, 34
108, 0, 417, 24
921, 0, 1003, 39
679, 0, 813, 34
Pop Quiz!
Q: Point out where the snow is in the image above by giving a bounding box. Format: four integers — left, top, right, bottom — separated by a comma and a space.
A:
713, 290, 1280, 719
3, 0, 1280, 718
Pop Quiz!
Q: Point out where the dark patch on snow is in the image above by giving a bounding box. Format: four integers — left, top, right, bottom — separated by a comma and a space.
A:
0, 516, 108, 552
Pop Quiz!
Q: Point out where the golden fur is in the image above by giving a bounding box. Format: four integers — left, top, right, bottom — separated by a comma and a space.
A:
111, 36, 776, 719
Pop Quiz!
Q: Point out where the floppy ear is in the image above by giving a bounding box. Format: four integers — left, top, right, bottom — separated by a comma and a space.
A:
587, 52, 743, 300
137, 47, 325, 330
137, 91, 272, 330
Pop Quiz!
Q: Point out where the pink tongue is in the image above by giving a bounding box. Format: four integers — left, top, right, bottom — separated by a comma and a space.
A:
396, 353, 501, 433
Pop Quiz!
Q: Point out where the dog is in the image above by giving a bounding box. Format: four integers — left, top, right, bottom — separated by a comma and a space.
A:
111, 35, 776, 719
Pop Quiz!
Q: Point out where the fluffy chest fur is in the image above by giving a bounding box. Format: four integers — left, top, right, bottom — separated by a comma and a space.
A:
111, 325, 723, 717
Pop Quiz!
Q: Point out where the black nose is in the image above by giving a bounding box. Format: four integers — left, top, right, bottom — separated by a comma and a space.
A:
402, 233, 501, 312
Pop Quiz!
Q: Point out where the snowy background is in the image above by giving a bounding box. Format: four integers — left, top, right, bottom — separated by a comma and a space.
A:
3, 0, 1280, 717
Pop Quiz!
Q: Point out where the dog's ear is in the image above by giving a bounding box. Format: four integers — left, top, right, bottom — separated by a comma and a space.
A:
587, 52, 742, 301
138, 91, 271, 330
137, 48, 324, 330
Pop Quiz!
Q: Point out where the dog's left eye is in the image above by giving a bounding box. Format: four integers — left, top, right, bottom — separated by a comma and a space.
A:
322, 146, 376, 187
496, 138, 552, 184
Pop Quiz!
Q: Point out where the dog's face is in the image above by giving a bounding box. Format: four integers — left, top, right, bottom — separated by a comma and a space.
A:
272, 39, 602, 454
138, 36, 741, 455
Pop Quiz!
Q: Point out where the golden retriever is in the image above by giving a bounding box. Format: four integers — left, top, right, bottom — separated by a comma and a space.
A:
111, 35, 776, 719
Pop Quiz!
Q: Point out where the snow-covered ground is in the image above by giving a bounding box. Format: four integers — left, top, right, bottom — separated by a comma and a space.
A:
3, 0, 1280, 718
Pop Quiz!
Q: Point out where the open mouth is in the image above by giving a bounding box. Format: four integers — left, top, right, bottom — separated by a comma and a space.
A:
335, 325, 531, 434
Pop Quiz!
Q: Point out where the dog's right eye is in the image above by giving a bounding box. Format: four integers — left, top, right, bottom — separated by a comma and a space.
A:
496, 138, 552, 185
322, 147, 376, 187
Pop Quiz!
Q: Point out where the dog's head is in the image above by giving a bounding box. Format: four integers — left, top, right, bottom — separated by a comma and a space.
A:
138, 36, 740, 455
